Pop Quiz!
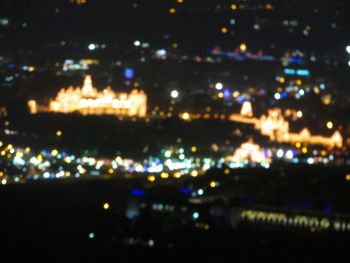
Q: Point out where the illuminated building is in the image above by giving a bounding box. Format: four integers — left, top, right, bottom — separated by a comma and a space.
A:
232, 141, 271, 164
240, 101, 253, 117
229, 103, 343, 148
28, 75, 147, 117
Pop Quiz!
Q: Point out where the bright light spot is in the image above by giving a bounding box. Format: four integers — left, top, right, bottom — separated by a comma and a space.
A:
164, 150, 171, 158
169, 8, 176, 14
298, 89, 305, 96
103, 203, 110, 210
346, 174, 350, 181
215, 82, 223, 90
297, 110, 303, 118
193, 212, 199, 220
217, 92, 224, 99
286, 150, 294, 159
307, 157, 314, 165
224, 168, 230, 175
89, 232, 95, 239
231, 4, 237, 10
88, 43, 96, 50
190, 170, 198, 177
279, 77, 286, 84
182, 112, 190, 120
171, 90, 179, 99
221, 27, 228, 34
191, 146, 197, 152
134, 40, 141, 47
240, 43, 247, 52
160, 172, 169, 179
274, 93, 281, 100
1, 178, 7, 185
197, 189, 204, 195
327, 121, 333, 129
56, 130, 62, 137
210, 181, 217, 188
302, 147, 308, 154
147, 175, 156, 182
179, 154, 185, 160
346, 46, 350, 54
276, 149, 284, 158
51, 149, 58, 156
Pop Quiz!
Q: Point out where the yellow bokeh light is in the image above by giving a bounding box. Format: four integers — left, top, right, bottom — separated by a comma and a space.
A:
231, 4, 237, 10
191, 146, 197, 153
221, 27, 228, 34
240, 43, 247, 52
190, 170, 198, 177
161, 172, 169, 179
182, 112, 190, 120
103, 203, 110, 210
169, 8, 176, 14
148, 175, 156, 182
326, 121, 333, 130
56, 130, 62, 137
302, 147, 308, 154
210, 181, 217, 188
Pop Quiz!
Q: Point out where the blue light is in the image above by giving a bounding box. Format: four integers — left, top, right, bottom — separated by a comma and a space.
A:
284, 68, 296, 75
291, 57, 303, 63
223, 89, 231, 99
124, 68, 134, 79
131, 189, 145, 196
296, 69, 310, 76
181, 187, 191, 196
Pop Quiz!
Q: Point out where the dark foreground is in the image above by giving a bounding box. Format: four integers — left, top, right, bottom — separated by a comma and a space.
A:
1, 174, 350, 262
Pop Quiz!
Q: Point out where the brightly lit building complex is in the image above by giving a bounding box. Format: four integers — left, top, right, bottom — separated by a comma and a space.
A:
230, 102, 343, 149
231, 141, 271, 168
28, 76, 147, 117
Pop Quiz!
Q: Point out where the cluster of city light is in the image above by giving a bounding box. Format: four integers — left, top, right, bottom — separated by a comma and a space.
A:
230, 103, 343, 149
0, 130, 346, 186
241, 209, 350, 232
28, 76, 147, 118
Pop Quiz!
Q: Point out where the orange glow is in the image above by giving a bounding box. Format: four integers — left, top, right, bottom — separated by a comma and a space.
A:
29, 76, 147, 118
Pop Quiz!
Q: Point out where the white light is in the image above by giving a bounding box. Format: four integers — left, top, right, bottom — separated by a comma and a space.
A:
297, 110, 303, 118
193, 212, 199, 220
88, 44, 96, 51
298, 89, 305, 96
156, 49, 167, 57
1, 179, 7, 185
274, 93, 281, 100
277, 149, 284, 158
346, 46, 350, 54
307, 158, 314, 165
170, 90, 179, 99
89, 232, 95, 239
197, 189, 204, 196
286, 150, 294, 159
134, 40, 141, 47
215, 82, 223, 90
